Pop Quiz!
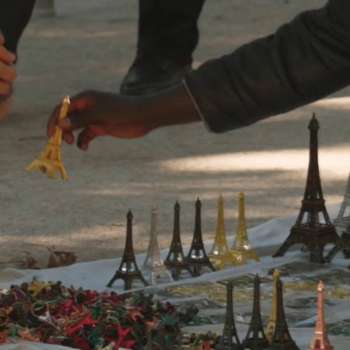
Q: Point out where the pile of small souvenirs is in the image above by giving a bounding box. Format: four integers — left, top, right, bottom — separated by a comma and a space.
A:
0, 277, 216, 349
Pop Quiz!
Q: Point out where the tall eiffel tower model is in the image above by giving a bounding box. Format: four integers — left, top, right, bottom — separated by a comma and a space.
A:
141, 206, 173, 285
164, 201, 195, 280
265, 269, 279, 340
324, 221, 350, 266
308, 281, 333, 350
273, 115, 339, 263
107, 210, 148, 290
208, 195, 236, 269
230, 192, 259, 266
243, 275, 269, 350
185, 198, 216, 276
26, 95, 69, 180
215, 281, 243, 350
267, 278, 299, 350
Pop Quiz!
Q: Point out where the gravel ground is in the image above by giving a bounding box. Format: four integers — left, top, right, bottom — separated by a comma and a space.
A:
1, 0, 349, 269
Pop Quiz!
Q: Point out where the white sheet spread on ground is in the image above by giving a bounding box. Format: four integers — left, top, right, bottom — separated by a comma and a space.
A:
0, 202, 349, 350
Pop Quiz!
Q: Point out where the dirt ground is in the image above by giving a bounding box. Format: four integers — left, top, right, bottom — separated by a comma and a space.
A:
1, 0, 350, 269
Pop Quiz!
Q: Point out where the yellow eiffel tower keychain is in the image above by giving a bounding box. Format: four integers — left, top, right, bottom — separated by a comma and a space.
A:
230, 191, 259, 265
26, 95, 69, 180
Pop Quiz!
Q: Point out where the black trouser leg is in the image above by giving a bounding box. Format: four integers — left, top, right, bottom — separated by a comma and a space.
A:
137, 0, 205, 65
0, 0, 36, 56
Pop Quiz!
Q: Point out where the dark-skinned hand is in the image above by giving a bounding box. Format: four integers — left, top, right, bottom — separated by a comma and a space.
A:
46, 85, 201, 150
46, 90, 155, 151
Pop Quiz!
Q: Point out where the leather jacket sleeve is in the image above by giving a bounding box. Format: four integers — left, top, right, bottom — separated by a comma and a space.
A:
184, 0, 350, 133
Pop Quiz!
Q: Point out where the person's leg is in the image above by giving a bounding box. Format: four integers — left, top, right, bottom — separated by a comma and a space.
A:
120, 0, 205, 96
0, 0, 36, 56
156, 0, 205, 65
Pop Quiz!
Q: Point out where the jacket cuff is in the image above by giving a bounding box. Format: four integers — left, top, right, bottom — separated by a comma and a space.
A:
183, 63, 255, 134
181, 78, 212, 133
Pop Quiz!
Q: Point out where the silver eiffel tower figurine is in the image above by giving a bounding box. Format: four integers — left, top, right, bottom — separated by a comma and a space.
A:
141, 206, 173, 285
334, 171, 350, 232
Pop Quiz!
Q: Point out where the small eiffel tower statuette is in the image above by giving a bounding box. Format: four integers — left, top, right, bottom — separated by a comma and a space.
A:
185, 198, 216, 276
230, 192, 259, 266
265, 269, 279, 340
267, 278, 300, 350
141, 206, 173, 285
308, 281, 333, 350
334, 171, 350, 232
26, 95, 69, 180
209, 195, 236, 269
324, 221, 350, 266
164, 201, 195, 281
215, 281, 243, 350
243, 274, 269, 350
107, 210, 148, 290
273, 115, 339, 263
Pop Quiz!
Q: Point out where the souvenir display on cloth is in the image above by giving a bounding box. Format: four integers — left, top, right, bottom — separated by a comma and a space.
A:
0, 279, 218, 349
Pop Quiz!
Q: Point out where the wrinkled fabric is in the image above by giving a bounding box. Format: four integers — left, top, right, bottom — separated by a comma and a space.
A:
185, 0, 350, 133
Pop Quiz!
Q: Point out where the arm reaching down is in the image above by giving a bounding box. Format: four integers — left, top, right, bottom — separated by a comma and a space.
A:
47, 0, 350, 148
185, 0, 350, 132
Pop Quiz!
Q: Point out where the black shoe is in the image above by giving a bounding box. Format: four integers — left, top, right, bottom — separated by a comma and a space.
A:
120, 58, 192, 96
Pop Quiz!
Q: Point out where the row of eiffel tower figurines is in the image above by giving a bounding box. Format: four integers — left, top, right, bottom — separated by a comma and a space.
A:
106, 192, 260, 290
212, 270, 332, 350
106, 114, 350, 290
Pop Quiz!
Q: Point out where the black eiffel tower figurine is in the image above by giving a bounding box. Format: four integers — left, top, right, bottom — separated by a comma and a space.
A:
184, 198, 216, 276
215, 281, 243, 350
164, 201, 195, 280
267, 278, 299, 350
107, 210, 148, 290
324, 221, 350, 267
243, 275, 269, 350
273, 114, 339, 263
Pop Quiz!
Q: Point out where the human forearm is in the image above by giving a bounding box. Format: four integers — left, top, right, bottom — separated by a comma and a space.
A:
139, 83, 202, 129
185, 0, 350, 133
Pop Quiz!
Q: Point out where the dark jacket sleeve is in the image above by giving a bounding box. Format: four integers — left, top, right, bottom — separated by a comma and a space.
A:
184, 0, 350, 133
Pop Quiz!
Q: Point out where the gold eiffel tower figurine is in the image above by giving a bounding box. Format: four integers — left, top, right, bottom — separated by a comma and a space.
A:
265, 268, 279, 340
208, 194, 236, 269
230, 192, 259, 265
26, 95, 69, 180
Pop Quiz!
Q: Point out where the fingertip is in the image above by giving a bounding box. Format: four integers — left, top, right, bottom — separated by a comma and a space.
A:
78, 143, 88, 151
62, 133, 74, 144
